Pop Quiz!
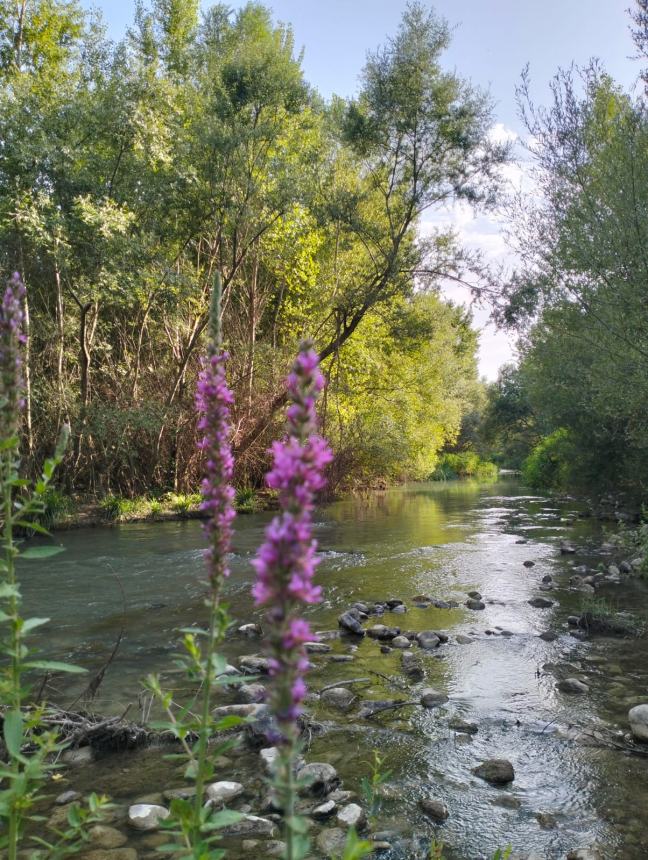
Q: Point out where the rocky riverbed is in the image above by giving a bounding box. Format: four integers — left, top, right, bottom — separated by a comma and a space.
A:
19, 481, 648, 859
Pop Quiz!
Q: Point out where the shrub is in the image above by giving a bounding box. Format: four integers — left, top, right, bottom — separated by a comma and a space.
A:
431, 452, 498, 482
522, 428, 574, 491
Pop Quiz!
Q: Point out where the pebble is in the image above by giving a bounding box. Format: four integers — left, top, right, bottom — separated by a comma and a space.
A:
127, 803, 170, 831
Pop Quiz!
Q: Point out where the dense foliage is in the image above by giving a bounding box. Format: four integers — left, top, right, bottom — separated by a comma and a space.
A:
494, 15, 648, 502
0, 0, 505, 496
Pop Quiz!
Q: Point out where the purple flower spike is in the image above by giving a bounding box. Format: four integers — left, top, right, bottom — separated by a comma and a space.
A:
252, 342, 333, 736
0, 273, 26, 440
195, 350, 236, 588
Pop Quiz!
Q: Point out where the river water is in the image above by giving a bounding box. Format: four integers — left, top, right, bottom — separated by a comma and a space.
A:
20, 480, 648, 859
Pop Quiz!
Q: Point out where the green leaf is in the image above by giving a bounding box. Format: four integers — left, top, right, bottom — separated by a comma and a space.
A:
21, 546, 65, 560
3, 710, 24, 758
15, 520, 51, 536
22, 617, 50, 633
0, 583, 20, 599
203, 809, 245, 830
26, 661, 87, 674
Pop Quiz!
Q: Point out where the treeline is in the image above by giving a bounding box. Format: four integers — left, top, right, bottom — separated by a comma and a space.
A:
0, 0, 505, 496
480, 1, 648, 505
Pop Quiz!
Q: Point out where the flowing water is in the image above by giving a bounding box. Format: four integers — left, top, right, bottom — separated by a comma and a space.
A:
20, 480, 648, 859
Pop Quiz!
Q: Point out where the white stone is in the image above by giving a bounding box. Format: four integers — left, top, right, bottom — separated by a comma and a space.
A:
206, 781, 245, 805
260, 746, 280, 774
629, 703, 648, 741
127, 803, 170, 831
336, 803, 366, 829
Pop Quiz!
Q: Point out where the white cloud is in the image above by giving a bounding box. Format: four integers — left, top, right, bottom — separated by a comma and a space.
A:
417, 124, 534, 380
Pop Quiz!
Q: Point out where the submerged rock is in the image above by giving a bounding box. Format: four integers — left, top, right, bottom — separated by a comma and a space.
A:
472, 759, 515, 784
420, 798, 448, 822
338, 612, 365, 636
297, 762, 340, 797
401, 651, 424, 679
367, 624, 400, 640
317, 827, 348, 856
629, 703, 648, 741
417, 631, 441, 649
320, 687, 356, 712
560, 541, 577, 554
221, 815, 277, 838
420, 688, 449, 709
557, 678, 589, 695
528, 597, 554, 608
465, 599, 485, 610
448, 717, 478, 735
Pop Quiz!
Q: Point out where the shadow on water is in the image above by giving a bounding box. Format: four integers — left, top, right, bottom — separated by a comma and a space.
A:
19, 479, 648, 859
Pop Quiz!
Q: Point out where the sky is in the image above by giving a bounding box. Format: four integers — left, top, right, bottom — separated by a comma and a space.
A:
81, 0, 642, 379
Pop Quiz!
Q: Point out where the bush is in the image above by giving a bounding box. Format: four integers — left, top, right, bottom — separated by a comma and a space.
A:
431, 452, 498, 482
522, 428, 574, 491
235, 486, 260, 513
36, 487, 72, 529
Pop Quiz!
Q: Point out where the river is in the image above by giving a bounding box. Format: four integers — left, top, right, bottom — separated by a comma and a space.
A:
20, 479, 648, 859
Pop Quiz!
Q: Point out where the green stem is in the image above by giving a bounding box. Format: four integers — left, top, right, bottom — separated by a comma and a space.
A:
191, 587, 221, 850
3, 448, 21, 860
282, 744, 296, 860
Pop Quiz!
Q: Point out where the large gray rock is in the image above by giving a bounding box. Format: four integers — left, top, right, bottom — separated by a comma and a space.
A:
305, 641, 332, 654
239, 655, 272, 674
557, 678, 589, 695
528, 597, 554, 608
367, 624, 400, 640
465, 599, 486, 610
420, 688, 449, 709
88, 825, 128, 849
390, 635, 411, 649
448, 717, 478, 735
297, 762, 340, 797
221, 815, 277, 838
472, 759, 515, 784
417, 631, 441, 650
401, 652, 424, 678
629, 703, 648, 741
420, 798, 448, 822
206, 781, 245, 806
320, 687, 356, 712
317, 827, 348, 856
338, 611, 364, 636
127, 803, 170, 831
236, 683, 267, 704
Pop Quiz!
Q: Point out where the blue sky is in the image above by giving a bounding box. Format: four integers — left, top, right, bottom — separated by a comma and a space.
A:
82, 0, 642, 377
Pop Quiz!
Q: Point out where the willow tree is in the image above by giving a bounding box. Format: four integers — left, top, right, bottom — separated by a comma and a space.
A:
235, 1, 507, 459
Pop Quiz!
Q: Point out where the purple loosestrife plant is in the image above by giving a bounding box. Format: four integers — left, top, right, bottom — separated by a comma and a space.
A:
252, 342, 333, 860
143, 274, 243, 858
0, 276, 106, 860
